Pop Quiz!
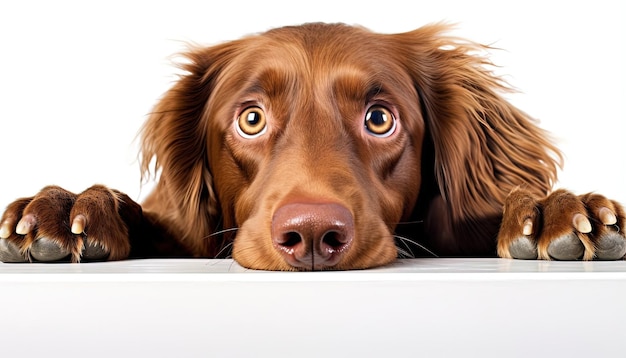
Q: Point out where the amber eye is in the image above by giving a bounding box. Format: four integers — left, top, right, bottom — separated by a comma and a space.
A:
364, 105, 396, 137
236, 106, 267, 138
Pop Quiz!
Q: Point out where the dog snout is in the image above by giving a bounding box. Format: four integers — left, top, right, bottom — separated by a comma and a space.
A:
271, 202, 354, 270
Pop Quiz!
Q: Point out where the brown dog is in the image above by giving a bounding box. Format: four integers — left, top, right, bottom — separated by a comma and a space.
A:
1, 23, 624, 270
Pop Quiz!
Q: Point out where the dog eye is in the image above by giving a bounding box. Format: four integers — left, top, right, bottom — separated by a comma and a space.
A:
236, 106, 267, 138
364, 106, 396, 137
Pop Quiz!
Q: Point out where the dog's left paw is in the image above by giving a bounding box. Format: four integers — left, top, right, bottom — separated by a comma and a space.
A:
497, 188, 625, 260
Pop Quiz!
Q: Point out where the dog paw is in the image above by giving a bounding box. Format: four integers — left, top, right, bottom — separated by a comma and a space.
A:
497, 188, 626, 261
0, 185, 138, 263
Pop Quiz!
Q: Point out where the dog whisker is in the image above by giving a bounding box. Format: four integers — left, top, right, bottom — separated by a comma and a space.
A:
395, 220, 424, 225
205, 227, 239, 238
214, 241, 234, 259
396, 247, 414, 258
203, 227, 238, 259
394, 235, 439, 258
393, 234, 415, 258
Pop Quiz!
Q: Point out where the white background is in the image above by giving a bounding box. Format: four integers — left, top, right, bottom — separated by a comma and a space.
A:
0, 0, 624, 208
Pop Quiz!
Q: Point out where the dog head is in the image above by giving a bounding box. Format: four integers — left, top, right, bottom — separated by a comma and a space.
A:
141, 23, 559, 270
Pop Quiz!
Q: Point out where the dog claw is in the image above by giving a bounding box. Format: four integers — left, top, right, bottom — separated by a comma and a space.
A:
0, 222, 11, 239
15, 214, 36, 235
598, 207, 617, 226
572, 213, 592, 233
522, 218, 533, 236
71, 214, 86, 234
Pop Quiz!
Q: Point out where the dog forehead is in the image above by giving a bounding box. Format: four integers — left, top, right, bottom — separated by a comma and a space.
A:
261, 23, 395, 69
226, 24, 411, 97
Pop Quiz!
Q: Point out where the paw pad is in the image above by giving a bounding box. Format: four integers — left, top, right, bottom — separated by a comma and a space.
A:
546, 234, 584, 260
0, 238, 27, 263
509, 236, 537, 259
30, 238, 71, 261
595, 232, 626, 260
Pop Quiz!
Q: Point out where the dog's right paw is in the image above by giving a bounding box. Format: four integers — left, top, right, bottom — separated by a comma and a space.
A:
0, 185, 139, 263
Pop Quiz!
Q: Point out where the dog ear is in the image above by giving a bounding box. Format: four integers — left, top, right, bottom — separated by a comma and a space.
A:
140, 42, 239, 253
395, 24, 563, 240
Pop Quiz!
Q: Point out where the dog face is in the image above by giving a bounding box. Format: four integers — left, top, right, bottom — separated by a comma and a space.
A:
140, 23, 563, 271
202, 25, 424, 270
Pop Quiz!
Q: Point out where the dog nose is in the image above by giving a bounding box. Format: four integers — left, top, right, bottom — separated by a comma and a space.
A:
271, 202, 354, 270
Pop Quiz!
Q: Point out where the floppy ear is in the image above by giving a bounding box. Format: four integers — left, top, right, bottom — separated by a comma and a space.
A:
140, 42, 238, 253
395, 24, 563, 237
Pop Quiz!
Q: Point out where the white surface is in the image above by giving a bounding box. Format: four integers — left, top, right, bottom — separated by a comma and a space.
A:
2, 257, 626, 274
1, 258, 626, 358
